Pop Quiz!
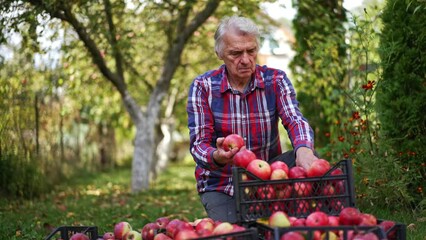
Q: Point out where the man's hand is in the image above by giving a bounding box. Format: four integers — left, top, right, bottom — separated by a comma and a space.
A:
295, 147, 318, 170
213, 137, 240, 166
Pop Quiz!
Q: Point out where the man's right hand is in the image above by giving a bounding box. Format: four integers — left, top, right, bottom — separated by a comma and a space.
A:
213, 137, 240, 166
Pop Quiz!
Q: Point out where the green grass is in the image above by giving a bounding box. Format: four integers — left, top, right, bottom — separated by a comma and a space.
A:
0, 162, 425, 239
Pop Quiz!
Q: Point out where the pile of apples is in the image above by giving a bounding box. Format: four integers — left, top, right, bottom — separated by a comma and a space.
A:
264, 207, 397, 240
67, 216, 250, 240
225, 133, 345, 200
224, 134, 338, 181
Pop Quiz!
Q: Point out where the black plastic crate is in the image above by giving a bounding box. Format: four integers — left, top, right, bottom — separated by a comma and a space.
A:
198, 227, 258, 240
255, 222, 387, 240
233, 159, 356, 223
44, 226, 99, 240
378, 219, 407, 240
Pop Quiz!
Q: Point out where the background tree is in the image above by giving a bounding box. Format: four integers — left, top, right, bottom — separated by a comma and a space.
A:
0, 0, 271, 194
290, 0, 348, 148
377, 0, 426, 206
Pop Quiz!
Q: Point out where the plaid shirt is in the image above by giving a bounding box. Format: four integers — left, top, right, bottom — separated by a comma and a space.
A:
187, 64, 314, 196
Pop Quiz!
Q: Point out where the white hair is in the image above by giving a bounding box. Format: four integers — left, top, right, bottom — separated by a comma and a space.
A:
214, 16, 260, 57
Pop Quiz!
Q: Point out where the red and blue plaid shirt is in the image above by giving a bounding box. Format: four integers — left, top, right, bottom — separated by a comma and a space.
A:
187, 64, 314, 196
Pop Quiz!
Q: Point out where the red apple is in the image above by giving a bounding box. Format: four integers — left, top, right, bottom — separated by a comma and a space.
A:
270, 169, 288, 180
293, 181, 313, 197
212, 222, 234, 235
292, 218, 306, 226
141, 222, 159, 240
328, 215, 340, 227
114, 221, 132, 240
275, 184, 292, 199
256, 185, 276, 199
165, 219, 183, 238
156, 217, 171, 229
195, 217, 215, 235
223, 134, 244, 151
306, 211, 329, 227
174, 229, 198, 240
280, 231, 305, 240
321, 184, 336, 196
269, 211, 291, 227
123, 230, 142, 240
339, 207, 362, 225
153, 233, 172, 240
359, 213, 377, 226
70, 233, 90, 240
307, 159, 331, 177
288, 166, 307, 179
102, 232, 114, 240
288, 216, 297, 225
233, 147, 256, 168
270, 161, 289, 175
288, 200, 310, 216
246, 159, 271, 180
379, 220, 397, 240
353, 232, 379, 240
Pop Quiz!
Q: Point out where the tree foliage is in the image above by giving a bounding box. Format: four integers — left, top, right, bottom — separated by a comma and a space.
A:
290, 0, 348, 148
0, 0, 273, 196
377, 0, 426, 206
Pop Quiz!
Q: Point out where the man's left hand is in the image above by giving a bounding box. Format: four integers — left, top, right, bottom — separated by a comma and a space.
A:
295, 147, 318, 170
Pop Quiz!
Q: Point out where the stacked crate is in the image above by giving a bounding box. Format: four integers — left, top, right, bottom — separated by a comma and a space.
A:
232, 159, 406, 240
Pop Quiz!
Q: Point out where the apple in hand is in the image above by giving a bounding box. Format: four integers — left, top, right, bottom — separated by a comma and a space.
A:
114, 221, 132, 240
123, 230, 142, 240
233, 147, 256, 168
305, 211, 329, 227
268, 211, 291, 227
223, 134, 245, 151
70, 233, 90, 240
246, 159, 271, 180
339, 207, 362, 225
306, 159, 331, 177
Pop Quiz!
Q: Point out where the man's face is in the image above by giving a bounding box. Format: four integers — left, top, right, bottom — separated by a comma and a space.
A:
219, 32, 258, 81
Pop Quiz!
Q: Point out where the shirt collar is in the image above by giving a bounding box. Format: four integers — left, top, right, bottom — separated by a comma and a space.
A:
219, 64, 265, 93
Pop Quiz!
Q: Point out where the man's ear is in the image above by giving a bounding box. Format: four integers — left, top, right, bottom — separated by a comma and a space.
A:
216, 51, 223, 60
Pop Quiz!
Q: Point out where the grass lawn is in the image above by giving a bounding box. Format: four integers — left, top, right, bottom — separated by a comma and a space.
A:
0, 161, 424, 239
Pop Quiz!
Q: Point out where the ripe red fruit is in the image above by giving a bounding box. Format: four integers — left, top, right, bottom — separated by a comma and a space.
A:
246, 159, 271, 180
288, 166, 307, 179
270, 161, 289, 175
233, 147, 256, 168
70, 233, 90, 240
339, 207, 362, 225
359, 213, 377, 226
293, 181, 313, 197
142, 222, 159, 240
156, 216, 171, 229
114, 221, 132, 240
223, 134, 244, 151
280, 231, 305, 240
305, 211, 329, 227
379, 220, 397, 240
306, 159, 331, 177
270, 169, 288, 180
102, 232, 114, 240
